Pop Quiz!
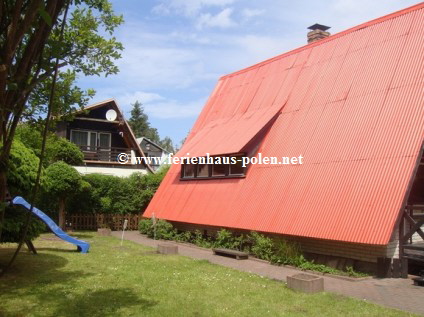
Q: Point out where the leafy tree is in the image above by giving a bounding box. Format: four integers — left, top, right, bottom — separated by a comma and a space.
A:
44, 161, 82, 228
0, 0, 123, 233
159, 136, 175, 153
145, 127, 161, 144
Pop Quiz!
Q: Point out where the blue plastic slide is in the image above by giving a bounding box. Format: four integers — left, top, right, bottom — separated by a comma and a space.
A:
12, 196, 90, 253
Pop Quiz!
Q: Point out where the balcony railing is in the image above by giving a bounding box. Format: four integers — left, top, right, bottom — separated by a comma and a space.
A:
77, 145, 135, 163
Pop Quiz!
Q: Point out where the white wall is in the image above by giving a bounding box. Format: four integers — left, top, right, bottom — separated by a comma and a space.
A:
73, 166, 148, 177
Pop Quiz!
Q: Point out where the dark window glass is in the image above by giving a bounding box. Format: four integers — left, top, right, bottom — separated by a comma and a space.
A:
184, 164, 195, 178
181, 155, 245, 179
197, 164, 209, 177
229, 157, 245, 175
212, 164, 227, 176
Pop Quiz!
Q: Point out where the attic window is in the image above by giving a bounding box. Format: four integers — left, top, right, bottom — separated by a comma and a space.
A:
181, 154, 246, 180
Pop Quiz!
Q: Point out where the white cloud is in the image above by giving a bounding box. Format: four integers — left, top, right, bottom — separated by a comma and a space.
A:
118, 91, 165, 107
196, 7, 236, 29
144, 97, 207, 119
153, 0, 237, 17
241, 8, 265, 20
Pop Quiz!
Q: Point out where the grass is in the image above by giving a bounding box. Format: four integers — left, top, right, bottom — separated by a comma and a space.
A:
0, 232, 417, 317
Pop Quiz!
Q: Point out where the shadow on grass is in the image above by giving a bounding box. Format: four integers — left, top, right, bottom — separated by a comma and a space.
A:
67, 233, 95, 239
53, 288, 158, 317
34, 247, 82, 253
0, 249, 94, 294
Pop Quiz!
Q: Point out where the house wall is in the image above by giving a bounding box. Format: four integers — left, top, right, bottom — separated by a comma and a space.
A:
74, 165, 147, 177
66, 120, 128, 149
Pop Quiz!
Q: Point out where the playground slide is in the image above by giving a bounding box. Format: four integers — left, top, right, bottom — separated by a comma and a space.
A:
12, 196, 90, 253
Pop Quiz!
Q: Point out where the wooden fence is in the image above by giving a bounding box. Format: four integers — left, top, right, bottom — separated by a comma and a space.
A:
66, 213, 143, 231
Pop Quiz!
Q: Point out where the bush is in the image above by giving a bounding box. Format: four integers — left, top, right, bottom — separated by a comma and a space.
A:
1, 140, 46, 242
269, 239, 304, 266
15, 123, 84, 166
1, 205, 46, 243
6, 140, 41, 197
46, 137, 84, 165
138, 218, 153, 235
138, 218, 176, 240
249, 232, 274, 261
213, 229, 246, 250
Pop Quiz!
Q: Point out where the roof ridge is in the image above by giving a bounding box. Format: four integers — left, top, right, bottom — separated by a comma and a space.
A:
221, 2, 424, 80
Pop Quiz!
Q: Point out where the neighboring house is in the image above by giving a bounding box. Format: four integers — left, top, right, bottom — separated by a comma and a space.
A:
56, 99, 153, 176
137, 137, 170, 171
144, 3, 424, 275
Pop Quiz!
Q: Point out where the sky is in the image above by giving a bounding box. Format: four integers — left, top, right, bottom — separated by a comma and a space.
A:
76, 0, 420, 147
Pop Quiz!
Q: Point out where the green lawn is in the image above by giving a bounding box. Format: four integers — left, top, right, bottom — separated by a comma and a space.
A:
0, 233, 416, 317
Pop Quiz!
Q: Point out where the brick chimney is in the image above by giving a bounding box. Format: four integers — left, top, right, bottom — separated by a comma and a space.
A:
307, 24, 331, 43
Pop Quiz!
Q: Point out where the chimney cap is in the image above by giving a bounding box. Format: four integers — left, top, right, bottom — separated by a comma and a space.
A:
308, 23, 331, 31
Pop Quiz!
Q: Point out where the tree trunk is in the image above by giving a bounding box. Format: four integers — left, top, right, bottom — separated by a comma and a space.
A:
0, 168, 8, 241
58, 198, 66, 229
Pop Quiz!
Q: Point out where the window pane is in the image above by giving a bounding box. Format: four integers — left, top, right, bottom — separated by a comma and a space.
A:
212, 164, 226, 176
90, 133, 97, 151
229, 157, 245, 175
183, 164, 195, 178
99, 133, 110, 148
197, 164, 209, 177
71, 131, 88, 149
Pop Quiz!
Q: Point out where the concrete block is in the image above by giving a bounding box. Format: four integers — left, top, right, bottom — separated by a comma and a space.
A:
287, 273, 324, 293
157, 244, 178, 255
97, 228, 111, 236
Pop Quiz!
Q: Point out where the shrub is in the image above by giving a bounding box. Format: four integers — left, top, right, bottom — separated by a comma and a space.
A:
214, 229, 246, 250
138, 218, 176, 240
174, 230, 192, 242
1, 205, 46, 243
15, 124, 83, 166
6, 140, 41, 197
248, 232, 274, 261
138, 218, 153, 236
44, 161, 83, 228
46, 137, 84, 165
269, 239, 304, 266
1, 140, 46, 243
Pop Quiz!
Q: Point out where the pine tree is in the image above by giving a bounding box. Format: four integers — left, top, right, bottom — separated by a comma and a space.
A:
128, 101, 150, 138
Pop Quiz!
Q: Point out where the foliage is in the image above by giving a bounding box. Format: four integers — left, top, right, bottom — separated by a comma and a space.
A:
137, 221, 367, 277
129, 167, 170, 211
138, 218, 176, 240
213, 229, 246, 251
15, 123, 84, 166
6, 140, 41, 197
44, 162, 82, 198
0, 0, 123, 214
0, 233, 404, 317
159, 136, 175, 153
45, 137, 84, 166
1, 206, 46, 243
128, 101, 175, 152
128, 101, 151, 139
249, 231, 275, 261
138, 219, 153, 235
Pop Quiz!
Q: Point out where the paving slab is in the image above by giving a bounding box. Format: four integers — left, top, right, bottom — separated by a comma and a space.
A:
113, 231, 424, 315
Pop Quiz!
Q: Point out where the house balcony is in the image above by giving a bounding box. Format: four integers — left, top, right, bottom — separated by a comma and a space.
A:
77, 145, 135, 164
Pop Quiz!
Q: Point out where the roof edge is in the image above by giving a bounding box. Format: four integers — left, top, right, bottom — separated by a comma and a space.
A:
220, 2, 424, 80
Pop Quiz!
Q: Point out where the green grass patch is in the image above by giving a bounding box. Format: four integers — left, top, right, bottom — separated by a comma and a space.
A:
0, 233, 416, 317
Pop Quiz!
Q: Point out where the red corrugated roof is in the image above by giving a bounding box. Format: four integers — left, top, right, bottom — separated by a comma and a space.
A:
144, 3, 424, 245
